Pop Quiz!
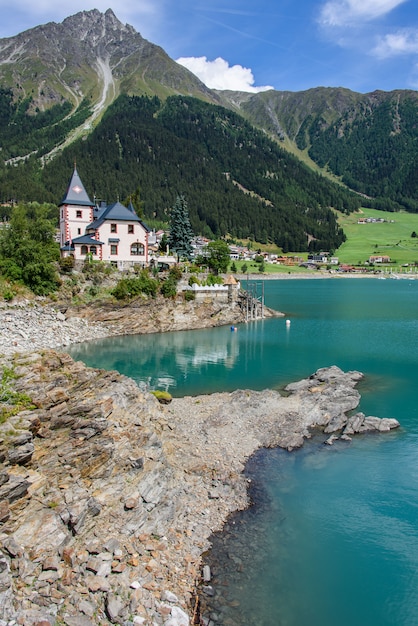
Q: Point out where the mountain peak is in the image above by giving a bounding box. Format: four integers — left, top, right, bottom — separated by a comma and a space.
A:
0, 8, 218, 114
60, 8, 137, 38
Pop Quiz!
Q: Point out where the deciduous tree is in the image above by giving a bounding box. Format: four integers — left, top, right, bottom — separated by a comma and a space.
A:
206, 240, 230, 275
0, 203, 60, 295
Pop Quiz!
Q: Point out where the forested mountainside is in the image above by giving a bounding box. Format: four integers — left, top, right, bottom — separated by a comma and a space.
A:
1, 95, 360, 252
0, 8, 417, 253
219, 88, 418, 212
0, 87, 92, 160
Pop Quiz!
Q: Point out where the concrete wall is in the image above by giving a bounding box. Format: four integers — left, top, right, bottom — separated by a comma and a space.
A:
184, 283, 239, 303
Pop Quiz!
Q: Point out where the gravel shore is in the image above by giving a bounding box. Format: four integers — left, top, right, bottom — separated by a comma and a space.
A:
0, 300, 112, 357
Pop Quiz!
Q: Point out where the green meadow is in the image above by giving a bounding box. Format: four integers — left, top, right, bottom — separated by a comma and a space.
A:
335, 208, 418, 267
231, 208, 418, 275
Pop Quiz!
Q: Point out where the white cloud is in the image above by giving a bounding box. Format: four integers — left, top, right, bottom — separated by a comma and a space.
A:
373, 29, 418, 58
176, 56, 273, 93
319, 0, 407, 27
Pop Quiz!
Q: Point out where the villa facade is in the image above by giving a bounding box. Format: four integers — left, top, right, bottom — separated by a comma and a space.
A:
60, 167, 150, 269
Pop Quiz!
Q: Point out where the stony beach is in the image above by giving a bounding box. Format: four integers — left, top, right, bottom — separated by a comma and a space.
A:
0, 294, 400, 626
0, 294, 267, 358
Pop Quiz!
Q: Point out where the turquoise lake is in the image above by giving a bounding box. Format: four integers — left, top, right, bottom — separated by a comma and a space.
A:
68, 278, 418, 626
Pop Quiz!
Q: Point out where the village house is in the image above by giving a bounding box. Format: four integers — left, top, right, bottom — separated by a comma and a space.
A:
276, 255, 303, 266
60, 167, 150, 270
369, 255, 391, 264
358, 217, 387, 224
308, 253, 328, 264
229, 245, 240, 261
339, 264, 357, 272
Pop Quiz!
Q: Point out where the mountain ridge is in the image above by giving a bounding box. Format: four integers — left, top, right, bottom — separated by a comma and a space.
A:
0, 8, 417, 246
217, 86, 418, 209
0, 9, 219, 114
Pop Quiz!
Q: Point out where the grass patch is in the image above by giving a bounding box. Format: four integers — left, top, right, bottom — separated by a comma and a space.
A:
230, 259, 312, 276
0, 366, 35, 424
0, 277, 32, 302
335, 208, 418, 267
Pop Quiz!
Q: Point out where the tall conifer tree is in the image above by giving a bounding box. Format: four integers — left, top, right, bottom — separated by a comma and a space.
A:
168, 195, 194, 260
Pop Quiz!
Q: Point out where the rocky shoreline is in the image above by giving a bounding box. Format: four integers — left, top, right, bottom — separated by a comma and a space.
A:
0, 295, 281, 358
0, 299, 400, 626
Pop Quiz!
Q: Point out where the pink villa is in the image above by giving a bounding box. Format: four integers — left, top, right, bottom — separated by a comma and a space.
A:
60, 167, 150, 269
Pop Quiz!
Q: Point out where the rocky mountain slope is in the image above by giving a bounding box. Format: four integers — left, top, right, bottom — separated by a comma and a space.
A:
216, 86, 364, 143
0, 9, 219, 164
0, 9, 217, 112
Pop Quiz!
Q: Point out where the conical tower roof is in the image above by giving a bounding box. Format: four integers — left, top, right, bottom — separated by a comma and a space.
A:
224, 274, 238, 285
60, 166, 94, 207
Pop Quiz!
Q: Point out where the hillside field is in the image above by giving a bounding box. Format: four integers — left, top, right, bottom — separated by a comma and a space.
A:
230, 208, 418, 276
335, 208, 418, 267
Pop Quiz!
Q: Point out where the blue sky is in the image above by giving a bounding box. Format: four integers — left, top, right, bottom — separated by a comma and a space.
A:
0, 0, 417, 93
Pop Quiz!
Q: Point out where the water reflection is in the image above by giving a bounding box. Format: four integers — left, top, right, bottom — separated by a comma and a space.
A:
69, 325, 240, 393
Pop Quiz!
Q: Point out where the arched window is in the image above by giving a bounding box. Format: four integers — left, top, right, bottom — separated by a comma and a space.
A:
131, 242, 145, 256
90, 246, 97, 255
81, 245, 88, 255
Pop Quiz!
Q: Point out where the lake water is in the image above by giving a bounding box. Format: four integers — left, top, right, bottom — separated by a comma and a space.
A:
68, 278, 418, 626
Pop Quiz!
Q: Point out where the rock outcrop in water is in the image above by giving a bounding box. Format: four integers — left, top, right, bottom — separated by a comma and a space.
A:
0, 351, 399, 625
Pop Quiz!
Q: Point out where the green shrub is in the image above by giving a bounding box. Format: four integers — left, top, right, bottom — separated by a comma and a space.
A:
0, 204, 60, 295
160, 278, 177, 298
137, 271, 159, 296
112, 280, 130, 300
58, 256, 75, 274
112, 270, 159, 300
88, 285, 99, 297
2, 288, 14, 302
22, 261, 61, 295
83, 259, 113, 277
184, 290, 195, 301
169, 265, 183, 281
205, 274, 223, 286
0, 259, 23, 282
188, 275, 200, 286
